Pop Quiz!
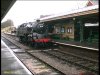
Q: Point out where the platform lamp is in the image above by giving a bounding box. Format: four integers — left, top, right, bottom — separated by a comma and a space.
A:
73, 18, 75, 21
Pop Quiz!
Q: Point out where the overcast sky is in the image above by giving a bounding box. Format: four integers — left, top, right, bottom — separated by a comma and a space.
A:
2, 0, 88, 28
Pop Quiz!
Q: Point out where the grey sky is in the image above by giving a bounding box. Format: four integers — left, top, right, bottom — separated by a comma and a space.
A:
2, 1, 88, 28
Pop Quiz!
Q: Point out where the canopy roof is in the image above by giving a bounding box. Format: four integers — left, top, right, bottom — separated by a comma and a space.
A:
40, 5, 98, 22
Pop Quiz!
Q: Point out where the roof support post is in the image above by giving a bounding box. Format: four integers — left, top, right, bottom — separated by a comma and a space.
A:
79, 20, 84, 42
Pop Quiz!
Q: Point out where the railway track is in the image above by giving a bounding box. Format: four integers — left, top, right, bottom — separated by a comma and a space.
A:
57, 44, 98, 61
40, 49, 98, 73
1, 36, 65, 75
2, 33, 99, 75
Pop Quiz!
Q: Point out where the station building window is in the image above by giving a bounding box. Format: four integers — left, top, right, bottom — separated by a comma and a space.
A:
66, 27, 72, 34
55, 27, 60, 33
61, 27, 65, 33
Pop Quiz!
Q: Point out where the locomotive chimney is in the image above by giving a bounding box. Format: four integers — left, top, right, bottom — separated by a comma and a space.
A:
36, 19, 40, 22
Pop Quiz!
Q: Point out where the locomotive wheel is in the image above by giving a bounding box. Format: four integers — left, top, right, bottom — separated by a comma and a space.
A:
34, 42, 43, 48
20, 35, 28, 43
19, 36, 26, 43
19, 36, 24, 42
33, 42, 53, 48
34, 42, 39, 48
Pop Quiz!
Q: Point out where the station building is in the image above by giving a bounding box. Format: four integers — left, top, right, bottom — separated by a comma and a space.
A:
40, 3, 98, 44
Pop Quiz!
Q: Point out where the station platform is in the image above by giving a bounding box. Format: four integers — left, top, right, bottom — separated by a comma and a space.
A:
52, 39, 98, 51
1, 40, 33, 75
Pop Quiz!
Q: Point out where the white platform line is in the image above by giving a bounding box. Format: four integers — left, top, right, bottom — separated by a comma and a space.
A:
52, 41, 98, 51
1, 40, 33, 75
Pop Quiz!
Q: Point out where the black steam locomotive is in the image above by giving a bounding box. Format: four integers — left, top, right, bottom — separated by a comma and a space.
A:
16, 20, 53, 47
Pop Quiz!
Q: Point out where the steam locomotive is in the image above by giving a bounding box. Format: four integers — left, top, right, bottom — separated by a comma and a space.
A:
16, 20, 53, 47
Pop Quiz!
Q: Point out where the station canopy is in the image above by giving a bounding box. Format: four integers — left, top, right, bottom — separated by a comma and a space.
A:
1, 0, 16, 20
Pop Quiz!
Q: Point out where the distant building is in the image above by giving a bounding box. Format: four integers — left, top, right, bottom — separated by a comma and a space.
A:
1, 25, 16, 34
